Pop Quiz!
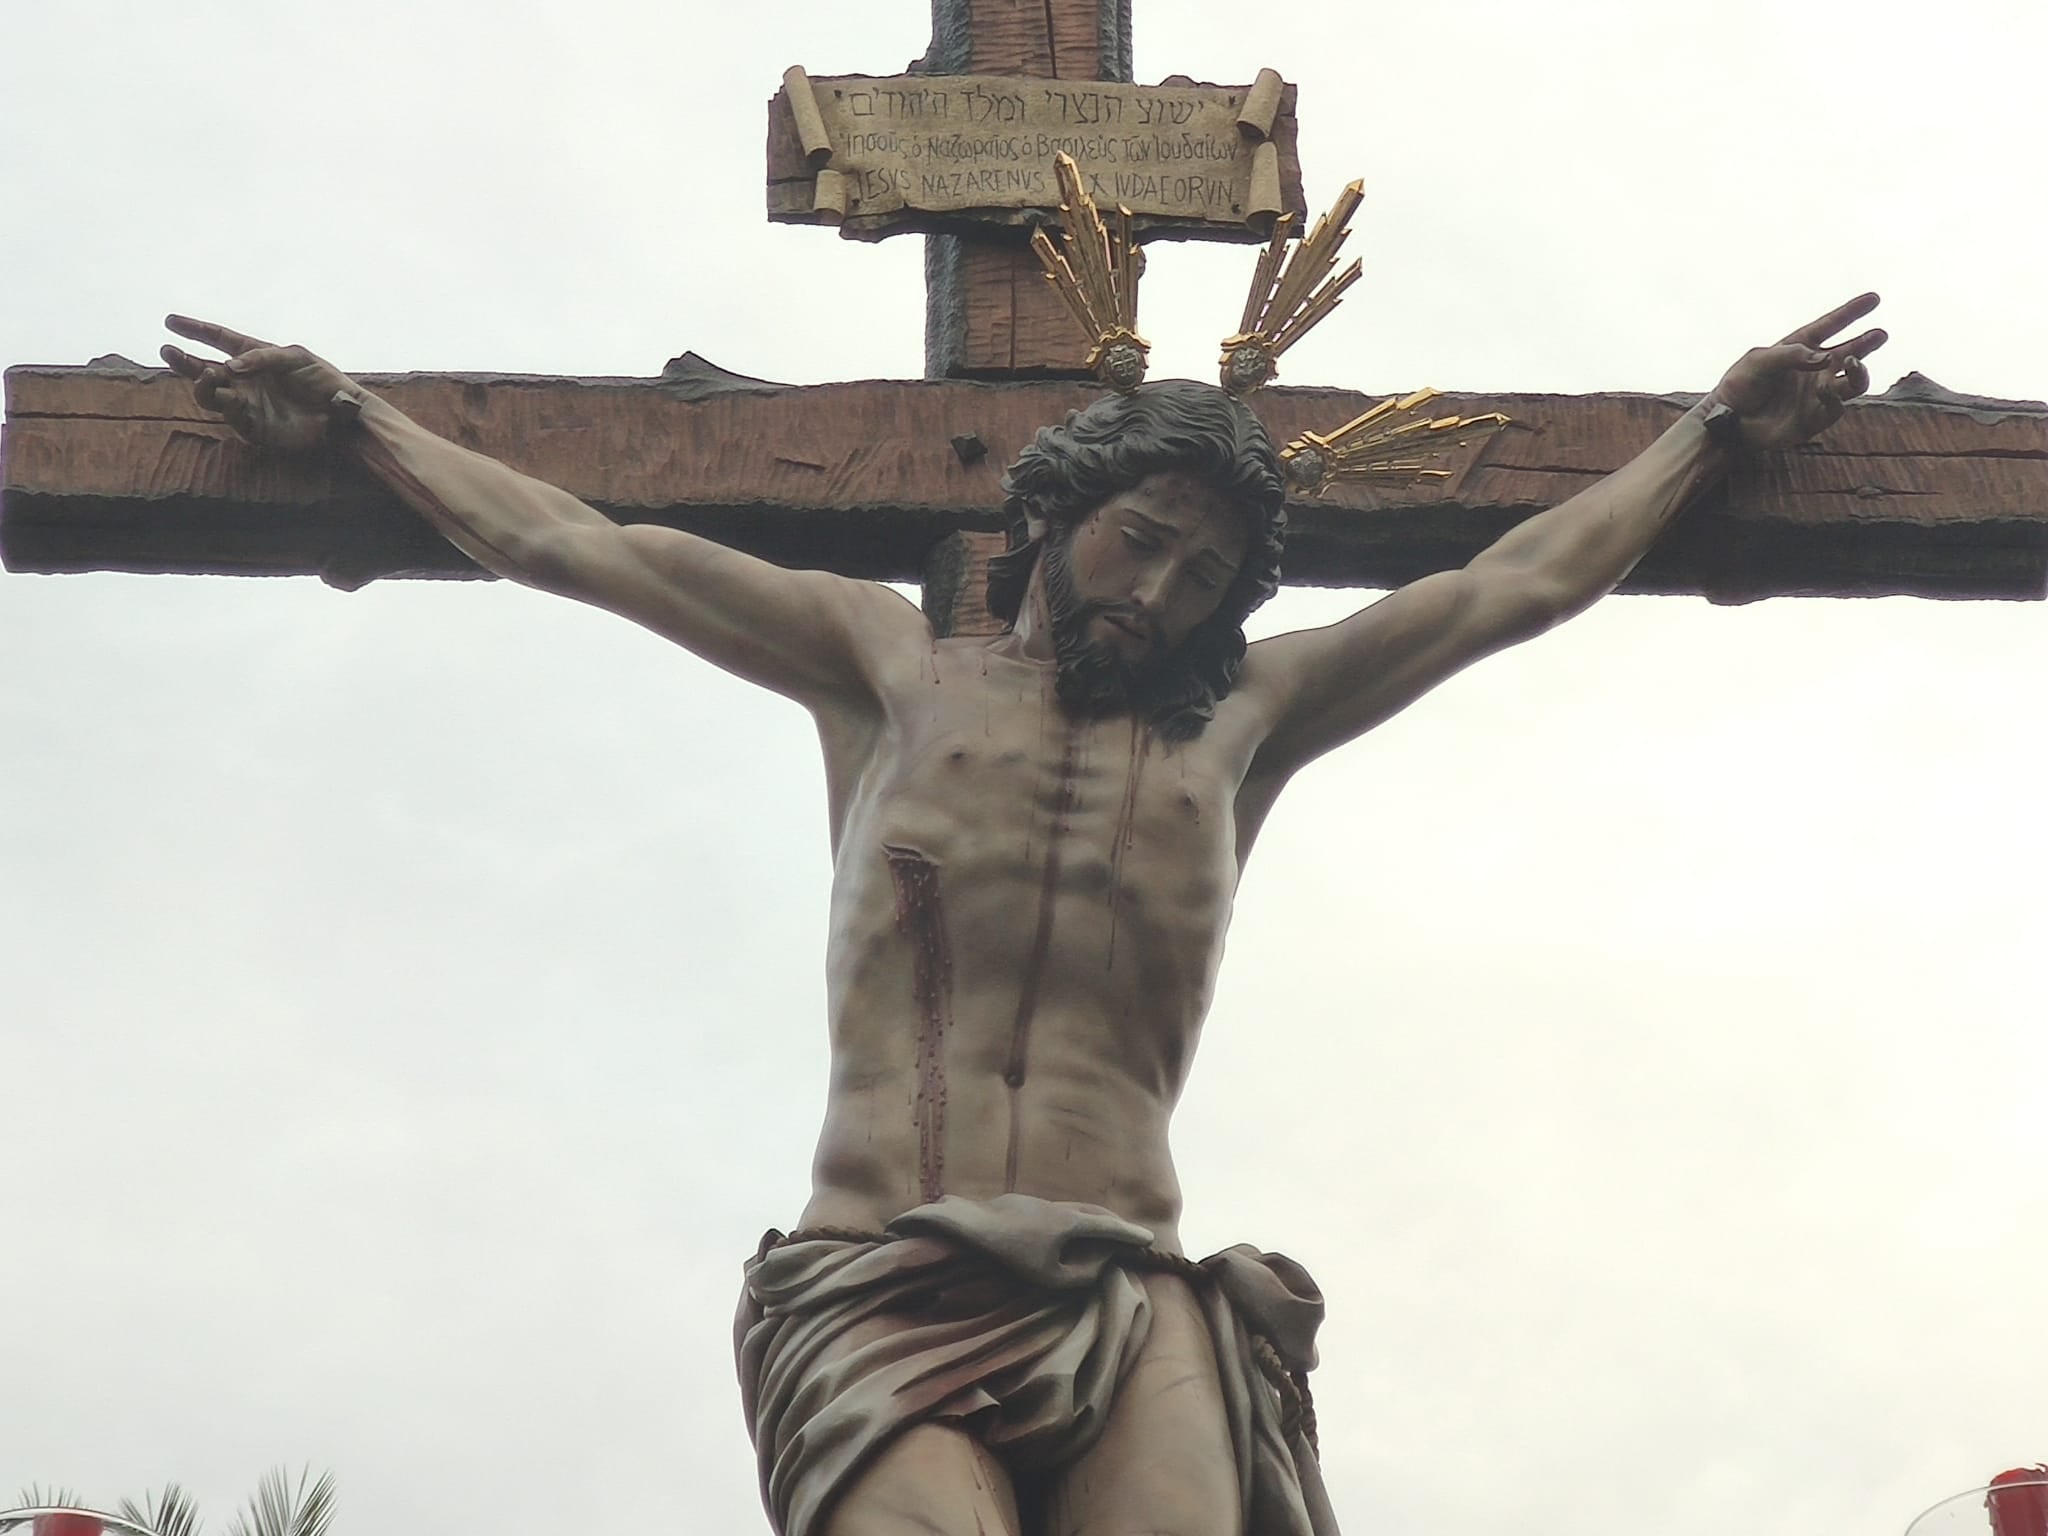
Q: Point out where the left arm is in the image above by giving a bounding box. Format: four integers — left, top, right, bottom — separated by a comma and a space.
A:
1236, 294, 1886, 786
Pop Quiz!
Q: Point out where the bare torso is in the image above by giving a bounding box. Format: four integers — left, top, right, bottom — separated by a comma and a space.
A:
798, 634, 1271, 1251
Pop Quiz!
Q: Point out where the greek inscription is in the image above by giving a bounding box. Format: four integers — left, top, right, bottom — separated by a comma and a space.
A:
1152, 132, 1239, 162
925, 132, 1024, 162
1032, 132, 1120, 163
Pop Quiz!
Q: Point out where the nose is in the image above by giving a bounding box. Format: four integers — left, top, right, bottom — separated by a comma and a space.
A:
1127, 564, 1172, 617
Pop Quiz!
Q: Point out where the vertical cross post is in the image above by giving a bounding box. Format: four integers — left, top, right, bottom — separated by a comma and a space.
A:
921, 0, 1133, 380
918, 0, 1135, 636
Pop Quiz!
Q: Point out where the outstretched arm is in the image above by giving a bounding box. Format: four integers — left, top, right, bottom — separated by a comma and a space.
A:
1236, 295, 1887, 787
160, 317, 926, 713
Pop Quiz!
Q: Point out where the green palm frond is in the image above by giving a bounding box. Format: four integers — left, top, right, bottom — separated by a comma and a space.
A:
116, 1486, 202, 1536
222, 1469, 333, 1536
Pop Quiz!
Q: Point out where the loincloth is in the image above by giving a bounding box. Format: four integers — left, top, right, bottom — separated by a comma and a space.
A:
733, 1192, 1341, 1536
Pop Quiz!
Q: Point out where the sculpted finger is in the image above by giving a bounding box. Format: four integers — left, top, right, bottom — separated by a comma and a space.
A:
225, 344, 303, 375
194, 364, 231, 412
1840, 326, 1888, 359
1750, 341, 1831, 371
1783, 292, 1880, 347
1832, 354, 1872, 401
160, 343, 208, 380
165, 314, 273, 356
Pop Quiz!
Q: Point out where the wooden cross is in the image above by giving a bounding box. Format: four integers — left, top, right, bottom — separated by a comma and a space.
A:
4, 0, 2046, 615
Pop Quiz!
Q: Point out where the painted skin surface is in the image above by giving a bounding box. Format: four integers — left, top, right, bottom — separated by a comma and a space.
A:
804, 473, 1258, 1252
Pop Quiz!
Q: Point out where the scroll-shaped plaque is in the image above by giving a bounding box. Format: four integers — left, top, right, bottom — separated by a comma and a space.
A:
781, 66, 834, 169
1245, 142, 1284, 233
1236, 68, 1285, 140
767, 71, 1306, 243
812, 169, 849, 222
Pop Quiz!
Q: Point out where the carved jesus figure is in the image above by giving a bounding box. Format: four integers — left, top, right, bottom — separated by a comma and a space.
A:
163, 296, 1883, 1536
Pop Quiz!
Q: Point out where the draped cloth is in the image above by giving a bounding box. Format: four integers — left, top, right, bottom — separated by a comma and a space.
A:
734, 1192, 1341, 1536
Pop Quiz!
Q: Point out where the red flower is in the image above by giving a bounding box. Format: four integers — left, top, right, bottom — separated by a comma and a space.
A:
1987, 1466, 2048, 1536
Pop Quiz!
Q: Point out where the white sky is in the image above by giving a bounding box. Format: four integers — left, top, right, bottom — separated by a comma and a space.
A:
3, 3, 2044, 1534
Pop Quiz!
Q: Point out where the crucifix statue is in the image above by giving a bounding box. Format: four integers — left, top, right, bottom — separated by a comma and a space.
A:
3, 4, 2044, 1536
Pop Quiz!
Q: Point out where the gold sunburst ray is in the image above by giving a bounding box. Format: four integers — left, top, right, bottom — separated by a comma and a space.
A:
1220, 179, 1366, 395
1281, 388, 1512, 496
1029, 152, 1150, 391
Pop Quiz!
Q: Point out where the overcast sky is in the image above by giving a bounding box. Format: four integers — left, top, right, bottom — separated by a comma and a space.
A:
3, 3, 2043, 1534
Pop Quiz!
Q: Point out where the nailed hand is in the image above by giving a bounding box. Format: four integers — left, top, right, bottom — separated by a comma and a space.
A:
1711, 293, 1888, 451
161, 315, 362, 453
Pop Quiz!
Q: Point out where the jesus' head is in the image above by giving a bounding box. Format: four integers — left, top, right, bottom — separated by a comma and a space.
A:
989, 379, 1288, 741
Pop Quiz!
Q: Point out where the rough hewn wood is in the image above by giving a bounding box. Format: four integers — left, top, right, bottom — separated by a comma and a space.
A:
9, 363, 2042, 602
925, 0, 1111, 76
923, 0, 1133, 385
929, 240, 1089, 378
922, 529, 1009, 635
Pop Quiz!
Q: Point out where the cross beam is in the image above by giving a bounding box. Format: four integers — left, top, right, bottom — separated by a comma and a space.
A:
7, 360, 2043, 603
5, 0, 2046, 611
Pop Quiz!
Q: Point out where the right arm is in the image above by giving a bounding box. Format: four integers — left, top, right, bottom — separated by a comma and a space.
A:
162, 317, 926, 712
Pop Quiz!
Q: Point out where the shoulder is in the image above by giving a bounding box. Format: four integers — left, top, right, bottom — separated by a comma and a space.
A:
1226, 570, 1507, 785
1240, 572, 1482, 681
862, 626, 1030, 717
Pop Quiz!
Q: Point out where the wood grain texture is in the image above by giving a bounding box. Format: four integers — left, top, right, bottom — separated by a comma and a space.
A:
945, 241, 1088, 377
922, 529, 1010, 636
8, 365, 2042, 601
963, 2, 1051, 77
923, 0, 1127, 386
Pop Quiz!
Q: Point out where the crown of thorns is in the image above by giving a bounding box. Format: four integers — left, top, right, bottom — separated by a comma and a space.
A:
1029, 152, 1508, 495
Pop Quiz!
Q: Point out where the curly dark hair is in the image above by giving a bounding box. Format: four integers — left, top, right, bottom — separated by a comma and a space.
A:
987, 380, 1288, 741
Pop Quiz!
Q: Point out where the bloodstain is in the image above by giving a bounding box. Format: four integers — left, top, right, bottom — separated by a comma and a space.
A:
1003, 728, 1081, 1189
884, 843, 953, 1205
1105, 718, 1150, 967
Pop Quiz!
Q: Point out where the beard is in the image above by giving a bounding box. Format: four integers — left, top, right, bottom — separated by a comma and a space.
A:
1040, 532, 1186, 723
